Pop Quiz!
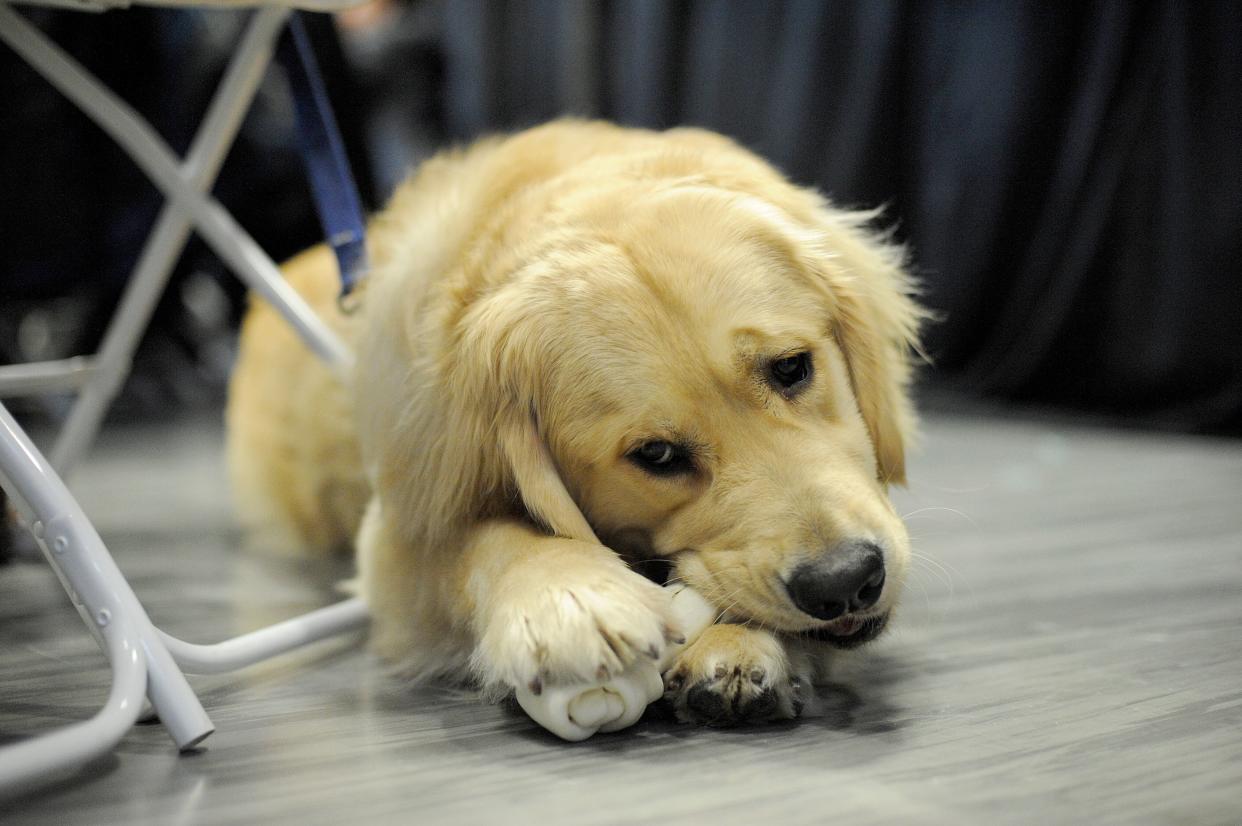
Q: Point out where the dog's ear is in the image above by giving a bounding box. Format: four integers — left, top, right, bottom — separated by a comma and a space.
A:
804, 207, 926, 486
452, 279, 598, 543
497, 402, 598, 543
359, 268, 597, 550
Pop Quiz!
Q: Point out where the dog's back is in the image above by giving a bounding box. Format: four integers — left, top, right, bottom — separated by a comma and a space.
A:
226, 241, 366, 554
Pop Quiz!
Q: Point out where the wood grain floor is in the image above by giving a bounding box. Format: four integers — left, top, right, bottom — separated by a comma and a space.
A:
1, 409, 1240, 825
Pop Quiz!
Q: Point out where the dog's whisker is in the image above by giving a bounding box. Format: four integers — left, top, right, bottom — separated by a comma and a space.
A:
910, 552, 954, 582
909, 551, 977, 605
715, 593, 748, 625
908, 558, 955, 597
900, 505, 979, 528
902, 574, 934, 619
909, 549, 970, 589
913, 550, 970, 583
698, 580, 747, 625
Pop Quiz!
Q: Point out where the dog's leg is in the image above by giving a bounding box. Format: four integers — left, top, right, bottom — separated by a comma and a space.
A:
459, 520, 681, 696
662, 624, 812, 725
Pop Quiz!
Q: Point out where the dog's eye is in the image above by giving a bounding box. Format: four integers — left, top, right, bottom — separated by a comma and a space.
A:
769, 352, 812, 393
629, 441, 693, 476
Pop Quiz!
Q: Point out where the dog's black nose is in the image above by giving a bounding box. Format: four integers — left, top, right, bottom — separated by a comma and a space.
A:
785, 541, 886, 621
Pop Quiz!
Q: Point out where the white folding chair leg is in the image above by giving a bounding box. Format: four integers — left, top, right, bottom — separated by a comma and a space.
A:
0, 6, 372, 795
0, 2, 353, 374
159, 597, 369, 674
0, 399, 369, 794
0, 612, 147, 791
50, 6, 291, 476
0, 357, 97, 398
0, 404, 215, 774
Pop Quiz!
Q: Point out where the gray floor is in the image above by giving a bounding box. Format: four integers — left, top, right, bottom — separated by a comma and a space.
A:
1, 410, 1240, 825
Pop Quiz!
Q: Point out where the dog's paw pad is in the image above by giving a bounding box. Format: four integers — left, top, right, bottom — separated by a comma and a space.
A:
663, 626, 803, 726
685, 681, 729, 720
674, 667, 786, 725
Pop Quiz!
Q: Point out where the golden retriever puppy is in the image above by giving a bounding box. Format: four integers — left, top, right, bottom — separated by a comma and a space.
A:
227, 120, 924, 724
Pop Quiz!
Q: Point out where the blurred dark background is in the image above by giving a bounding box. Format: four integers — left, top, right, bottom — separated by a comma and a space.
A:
2, 0, 1239, 433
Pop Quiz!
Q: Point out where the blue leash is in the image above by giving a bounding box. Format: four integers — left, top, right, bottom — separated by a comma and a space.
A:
276, 13, 368, 303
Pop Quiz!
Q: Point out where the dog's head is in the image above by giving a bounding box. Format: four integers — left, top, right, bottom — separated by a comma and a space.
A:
376, 157, 923, 647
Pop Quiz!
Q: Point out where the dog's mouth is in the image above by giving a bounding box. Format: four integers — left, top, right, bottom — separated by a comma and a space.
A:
803, 611, 889, 648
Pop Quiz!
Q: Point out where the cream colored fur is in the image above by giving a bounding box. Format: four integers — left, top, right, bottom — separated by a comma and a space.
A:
227, 120, 924, 718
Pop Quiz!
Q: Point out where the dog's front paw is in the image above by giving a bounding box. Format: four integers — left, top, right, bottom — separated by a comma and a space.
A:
476, 554, 678, 694
663, 624, 805, 725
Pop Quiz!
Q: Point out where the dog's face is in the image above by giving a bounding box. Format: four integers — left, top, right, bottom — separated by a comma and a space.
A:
466, 184, 919, 647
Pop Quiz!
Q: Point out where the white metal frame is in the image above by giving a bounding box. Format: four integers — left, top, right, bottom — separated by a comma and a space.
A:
0, 2, 368, 793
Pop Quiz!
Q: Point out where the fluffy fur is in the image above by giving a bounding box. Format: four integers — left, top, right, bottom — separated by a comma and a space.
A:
227, 121, 925, 723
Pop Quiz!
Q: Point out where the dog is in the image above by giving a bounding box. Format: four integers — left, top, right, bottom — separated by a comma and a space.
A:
227, 120, 924, 724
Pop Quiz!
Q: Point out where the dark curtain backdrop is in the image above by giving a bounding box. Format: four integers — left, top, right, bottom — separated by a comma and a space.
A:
433, 0, 1242, 433
1, 1, 1239, 433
